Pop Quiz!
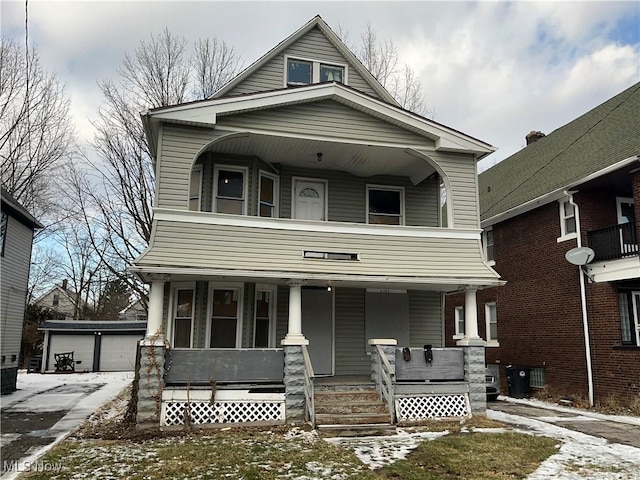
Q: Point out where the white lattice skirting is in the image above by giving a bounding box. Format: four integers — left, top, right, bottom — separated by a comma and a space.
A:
161, 390, 285, 426
395, 394, 470, 421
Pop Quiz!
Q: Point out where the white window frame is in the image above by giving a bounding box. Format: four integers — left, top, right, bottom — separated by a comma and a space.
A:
485, 302, 499, 346
454, 306, 465, 339
213, 165, 249, 216
283, 55, 348, 87
616, 197, 634, 224
557, 198, 577, 242
188, 165, 202, 211
168, 282, 196, 349
253, 284, 277, 348
366, 185, 405, 225
206, 282, 244, 349
258, 170, 279, 218
483, 227, 495, 266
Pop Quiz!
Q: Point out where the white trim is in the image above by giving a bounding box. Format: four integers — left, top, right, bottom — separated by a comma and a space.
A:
254, 284, 277, 348
258, 170, 280, 218
153, 208, 482, 240
284, 55, 348, 87
213, 164, 249, 216
586, 256, 640, 283
188, 165, 203, 211
366, 185, 405, 226
169, 282, 196, 348
482, 155, 640, 228
206, 282, 244, 349
484, 302, 498, 345
291, 177, 328, 221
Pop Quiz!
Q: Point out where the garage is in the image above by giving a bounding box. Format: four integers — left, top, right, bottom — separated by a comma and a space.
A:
41, 320, 146, 372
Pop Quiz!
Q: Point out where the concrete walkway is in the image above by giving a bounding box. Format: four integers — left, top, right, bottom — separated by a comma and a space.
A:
489, 398, 640, 449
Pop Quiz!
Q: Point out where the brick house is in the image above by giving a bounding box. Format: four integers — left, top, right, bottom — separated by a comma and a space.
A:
445, 82, 640, 405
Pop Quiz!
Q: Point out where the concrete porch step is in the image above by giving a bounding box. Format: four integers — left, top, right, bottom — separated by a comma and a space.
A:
315, 401, 389, 415
315, 412, 392, 425
314, 390, 380, 404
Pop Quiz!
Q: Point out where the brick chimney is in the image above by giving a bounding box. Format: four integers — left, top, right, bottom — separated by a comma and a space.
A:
62, 279, 68, 290
526, 131, 545, 145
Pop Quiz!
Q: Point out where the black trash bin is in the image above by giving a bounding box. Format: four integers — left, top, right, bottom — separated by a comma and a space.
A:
505, 366, 531, 398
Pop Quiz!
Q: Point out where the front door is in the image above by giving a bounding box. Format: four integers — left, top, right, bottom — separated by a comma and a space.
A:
617, 197, 637, 255
293, 179, 326, 221
302, 288, 333, 376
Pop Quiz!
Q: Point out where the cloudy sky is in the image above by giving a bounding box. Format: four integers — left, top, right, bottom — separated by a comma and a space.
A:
2, 0, 639, 170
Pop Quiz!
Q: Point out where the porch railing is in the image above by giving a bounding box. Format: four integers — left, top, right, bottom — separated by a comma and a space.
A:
587, 222, 638, 262
374, 345, 395, 423
301, 345, 315, 428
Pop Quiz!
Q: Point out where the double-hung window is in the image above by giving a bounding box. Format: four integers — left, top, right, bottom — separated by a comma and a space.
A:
214, 166, 247, 215
254, 286, 276, 348
454, 306, 465, 338
172, 286, 195, 348
258, 171, 278, 218
485, 302, 498, 345
189, 166, 202, 211
286, 57, 346, 86
209, 286, 242, 348
367, 186, 404, 225
558, 199, 577, 241
619, 291, 640, 346
484, 227, 495, 264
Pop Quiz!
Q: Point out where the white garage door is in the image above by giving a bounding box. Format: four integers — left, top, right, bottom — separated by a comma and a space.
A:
99, 334, 141, 371
48, 334, 95, 371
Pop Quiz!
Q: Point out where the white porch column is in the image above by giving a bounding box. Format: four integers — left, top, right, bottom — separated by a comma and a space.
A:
457, 287, 484, 346
281, 280, 308, 345
144, 276, 167, 344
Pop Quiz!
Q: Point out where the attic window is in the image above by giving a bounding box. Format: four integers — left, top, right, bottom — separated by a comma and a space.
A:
286, 57, 347, 86
303, 251, 359, 261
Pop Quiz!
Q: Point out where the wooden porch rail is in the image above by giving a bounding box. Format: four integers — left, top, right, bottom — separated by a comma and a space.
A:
375, 344, 395, 423
301, 345, 315, 428
587, 221, 638, 261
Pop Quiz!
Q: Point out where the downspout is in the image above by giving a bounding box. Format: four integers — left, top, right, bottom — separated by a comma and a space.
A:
566, 191, 594, 406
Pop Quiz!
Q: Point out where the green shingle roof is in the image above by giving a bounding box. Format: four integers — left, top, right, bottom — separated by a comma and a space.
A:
479, 82, 640, 222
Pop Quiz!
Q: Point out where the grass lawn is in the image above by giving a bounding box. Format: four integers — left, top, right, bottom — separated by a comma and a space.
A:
23, 422, 559, 480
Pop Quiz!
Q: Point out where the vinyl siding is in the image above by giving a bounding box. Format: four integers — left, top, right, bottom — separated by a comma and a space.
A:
279, 165, 438, 226
140, 217, 492, 280
226, 26, 380, 99
430, 152, 480, 228
0, 215, 34, 369
217, 100, 430, 146
408, 290, 443, 347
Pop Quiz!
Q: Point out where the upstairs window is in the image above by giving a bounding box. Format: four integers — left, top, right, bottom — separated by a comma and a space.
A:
367, 186, 404, 225
558, 199, 577, 241
214, 166, 247, 215
189, 165, 202, 211
286, 57, 346, 87
258, 171, 278, 218
483, 227, 494, 263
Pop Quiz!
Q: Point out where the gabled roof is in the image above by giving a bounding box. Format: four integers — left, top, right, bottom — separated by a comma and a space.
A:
211, 15, 399, 105
480, 82, 640, 225
1, 187, 43, 229
33, 284, 79, 307
143, 82, 495, 160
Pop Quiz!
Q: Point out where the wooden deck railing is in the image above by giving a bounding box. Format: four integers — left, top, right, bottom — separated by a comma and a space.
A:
587, 222, 638, 261
374, 345, 395, 423
301, 345, 315, 428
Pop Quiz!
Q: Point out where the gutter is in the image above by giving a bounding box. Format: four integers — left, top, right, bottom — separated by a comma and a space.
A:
566, 190, 595, 407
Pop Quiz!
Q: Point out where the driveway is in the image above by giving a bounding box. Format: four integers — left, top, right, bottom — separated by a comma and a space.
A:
0, 371, 132, 479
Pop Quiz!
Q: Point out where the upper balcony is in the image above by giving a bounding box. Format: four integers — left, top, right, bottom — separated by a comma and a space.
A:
586, 221, 640, 282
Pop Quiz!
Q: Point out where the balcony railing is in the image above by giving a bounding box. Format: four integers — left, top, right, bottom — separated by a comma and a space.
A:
587, 222, 638, 262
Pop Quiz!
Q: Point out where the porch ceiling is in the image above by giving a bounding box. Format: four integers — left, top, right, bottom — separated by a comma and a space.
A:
203, 132, 437, 185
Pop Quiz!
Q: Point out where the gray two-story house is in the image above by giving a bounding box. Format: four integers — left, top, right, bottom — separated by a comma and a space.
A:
1, 187, 42, 393
132, 16, 502, 431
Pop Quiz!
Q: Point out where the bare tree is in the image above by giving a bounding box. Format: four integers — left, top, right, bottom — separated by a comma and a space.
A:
343, 23, 430, 117
0, 38, 77, 217
67, 29, 243, 301
192, 38, 243, 99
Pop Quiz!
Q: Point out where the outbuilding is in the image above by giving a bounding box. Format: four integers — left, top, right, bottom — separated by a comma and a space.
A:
40, 320, 146, 373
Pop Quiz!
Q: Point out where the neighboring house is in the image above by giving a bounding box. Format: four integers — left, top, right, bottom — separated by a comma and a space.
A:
1, 187, 42, 393
119, 299, 148, 322
33, 280, 83, 320
445, 82, 640, 406
132, 16, 502, 430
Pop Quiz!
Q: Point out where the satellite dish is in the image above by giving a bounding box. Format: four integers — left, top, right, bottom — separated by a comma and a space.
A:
565, 247, 595, 266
